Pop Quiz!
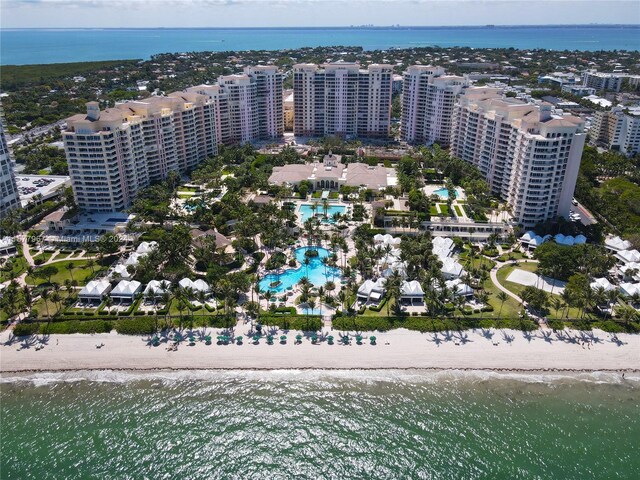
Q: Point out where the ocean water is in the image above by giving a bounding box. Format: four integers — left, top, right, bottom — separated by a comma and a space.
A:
1, 370, 639, 479
1, 26, 639, 65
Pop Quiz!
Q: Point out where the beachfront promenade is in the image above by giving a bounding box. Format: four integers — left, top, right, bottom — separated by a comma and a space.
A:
1, 325, 638, 373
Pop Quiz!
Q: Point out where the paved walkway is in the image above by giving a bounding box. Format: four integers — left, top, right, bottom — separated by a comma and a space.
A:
489, 258, 540, 305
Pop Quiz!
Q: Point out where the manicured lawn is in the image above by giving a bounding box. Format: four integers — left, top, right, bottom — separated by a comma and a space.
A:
0, 254, 29, 282
453, 204, 465, 217
437, 203, 450, 215
26, 259, 109, 286
429, 205, 439, 216
33, 290, 74, 319
32, 251, 55, 263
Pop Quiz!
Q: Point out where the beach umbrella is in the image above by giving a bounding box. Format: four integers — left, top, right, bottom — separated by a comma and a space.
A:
280, 335, 287, 344
311, 334, 318, 344
327, 335, 334, 345
295, 334, 303, 344
236, 336, 243, 345
253, 334, 261, 344
370, 336, 377, 345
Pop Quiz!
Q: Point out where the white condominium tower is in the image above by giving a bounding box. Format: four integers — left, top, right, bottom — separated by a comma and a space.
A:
0, 122, 20, 218
187, 65, 283, 145
293, 62, 393, 138
451, 88, 586, 228
401, 65, 469, 146
590, 106, 640, 156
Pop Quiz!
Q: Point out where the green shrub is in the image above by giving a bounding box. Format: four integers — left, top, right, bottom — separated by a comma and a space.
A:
592, 320, 624, 333
40, 320, 113, 335
547, 319, 565, 331
115, 317, 156, 335
14, 322, 39, 336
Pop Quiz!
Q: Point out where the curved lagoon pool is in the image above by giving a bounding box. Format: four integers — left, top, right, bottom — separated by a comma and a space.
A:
259, 247, 341, 294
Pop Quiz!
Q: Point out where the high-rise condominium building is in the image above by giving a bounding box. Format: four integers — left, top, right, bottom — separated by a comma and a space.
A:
451, 88, 586, 228
590, 106, 640, 156
187, 65, 283, 145
582, 70, 623, 92
64, 94, 217, 212
293, 62, 393, 138
0, 122, 20, 218
401, 65, 469, 146
64, 66, 283, 212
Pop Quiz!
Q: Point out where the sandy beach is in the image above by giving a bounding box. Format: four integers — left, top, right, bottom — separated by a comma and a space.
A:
1, 326, 638, 373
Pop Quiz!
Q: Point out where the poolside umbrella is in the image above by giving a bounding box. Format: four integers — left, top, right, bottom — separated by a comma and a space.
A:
327, 335, 334, 345
370, 336, 377, 345
280, 335, 287, 344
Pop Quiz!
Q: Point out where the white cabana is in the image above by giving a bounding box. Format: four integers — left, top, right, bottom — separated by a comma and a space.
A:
78, 279, 111, 302
445, 278, 474, 297
374, 233, 400, 246
616, 249, 640, 265
605, 236, 631, 252
441, 258, 465, 279
110, 280, 142, 301
619, 282, 640, 298
179, 278, 211, 294
144, 280, 171, 297
125, 252, 143, 266
109, 264, 131, 280
357, 278, 386, 303
520, 231, 536, 244
400, 280, 424, 303
590, 277, 615, 292
620, 262, 640, 281
136, 241, 158, 255
433, 237, 455, 258
555, 234, 575, 246
381, 261, 407, 279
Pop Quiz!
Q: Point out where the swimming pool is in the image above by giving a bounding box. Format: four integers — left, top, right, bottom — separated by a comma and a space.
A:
298, 203, 346, 223
259, 246, 341, 294
433, 187, 459, 199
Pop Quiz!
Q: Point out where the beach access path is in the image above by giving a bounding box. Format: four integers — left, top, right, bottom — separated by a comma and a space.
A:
1, 326, 638, 373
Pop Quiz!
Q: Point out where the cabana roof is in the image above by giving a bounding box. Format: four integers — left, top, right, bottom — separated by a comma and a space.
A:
144, 280, 171, 297
111, 280, 142, 298
79, 279, 111, 298
400, 280, 424, 297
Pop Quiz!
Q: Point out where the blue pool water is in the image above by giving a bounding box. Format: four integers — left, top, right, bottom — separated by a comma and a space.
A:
259, 247, 341, 294
433, 187, 459, 199
299, 204, 346, 223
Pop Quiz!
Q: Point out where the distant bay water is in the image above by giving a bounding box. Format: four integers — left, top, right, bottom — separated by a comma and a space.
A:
1, 25, 639, 66
1, 370, 640, 479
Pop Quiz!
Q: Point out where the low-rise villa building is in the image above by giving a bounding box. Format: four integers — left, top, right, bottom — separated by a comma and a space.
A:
268, 153, 389, 191
78, 279, 112, 303
144, 280, 171, 298
110, 280, 142, 303
357, 278, 386, 304
400, 280, 425, 304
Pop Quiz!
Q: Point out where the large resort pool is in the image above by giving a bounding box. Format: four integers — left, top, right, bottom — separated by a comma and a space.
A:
259, 246, 341, 294
298, 203, 346, 223
433, 187, 460, 199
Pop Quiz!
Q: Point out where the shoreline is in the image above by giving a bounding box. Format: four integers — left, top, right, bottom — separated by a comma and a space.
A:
2, 327, 638, 374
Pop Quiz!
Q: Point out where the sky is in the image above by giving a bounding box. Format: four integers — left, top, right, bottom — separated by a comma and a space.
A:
1, 0, 639, 28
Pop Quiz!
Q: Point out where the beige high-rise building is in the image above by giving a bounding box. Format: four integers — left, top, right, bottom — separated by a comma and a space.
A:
590, 106, 640, 156
293, 62, 393, 138
401, 65, 469, 146
451, 88, 586, 228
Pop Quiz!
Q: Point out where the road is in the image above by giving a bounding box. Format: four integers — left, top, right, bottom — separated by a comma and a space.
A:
570, 200, 597, 226
6, 120, 66, 146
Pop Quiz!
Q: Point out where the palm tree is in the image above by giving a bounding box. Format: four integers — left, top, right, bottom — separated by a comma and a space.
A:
66, 262, 75, 282
495, 291, 508, 317
86, 258, 96, 274
551, 297, 564, 319
307, 298, 316, 318
41, 288, 51, 319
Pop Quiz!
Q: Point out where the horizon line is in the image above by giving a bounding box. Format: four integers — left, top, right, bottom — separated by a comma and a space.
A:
3, 23, 640, 30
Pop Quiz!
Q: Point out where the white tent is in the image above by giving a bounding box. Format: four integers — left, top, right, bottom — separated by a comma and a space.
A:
400, 280, 424, 302
136, 241, 158, 255
79, 279, 111, 301
605, 236, 631, 252
445, 278, 474, 297
617, 249, 640, 265
125, 252, 143, 266
619, 282, 640, 298
144, 280, 171, 297
441, 258, 465, 279
109, 264, 131, 280
179, 278, 211, 294
520, 231, 536, 244
110, 280, 142, 300
590, 277, 615, 292
357, 278, 386, 302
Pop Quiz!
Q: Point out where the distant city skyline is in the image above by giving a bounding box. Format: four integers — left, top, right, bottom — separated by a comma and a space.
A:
1, 0, 639, 29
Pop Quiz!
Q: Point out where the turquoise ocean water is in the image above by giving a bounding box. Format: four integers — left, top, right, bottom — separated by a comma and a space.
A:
1, 26, 639, 65
1, 370, 639, 479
